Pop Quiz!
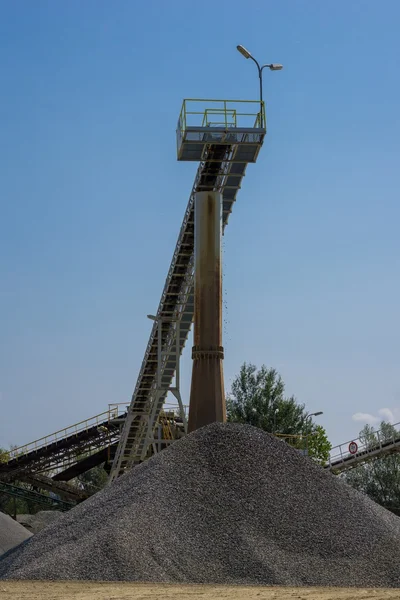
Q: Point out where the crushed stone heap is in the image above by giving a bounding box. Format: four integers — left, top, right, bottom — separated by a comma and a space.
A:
17, 511, 62, 534
1, 422, 400, 586
0, 512, 32, 556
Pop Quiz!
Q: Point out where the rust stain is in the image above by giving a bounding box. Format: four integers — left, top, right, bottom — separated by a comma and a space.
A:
189, 191, 225, 433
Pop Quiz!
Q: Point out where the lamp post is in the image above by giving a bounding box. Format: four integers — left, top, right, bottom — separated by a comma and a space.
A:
237, 45, 283, 128
273, 407, 279, 434
305, 411, 323, 456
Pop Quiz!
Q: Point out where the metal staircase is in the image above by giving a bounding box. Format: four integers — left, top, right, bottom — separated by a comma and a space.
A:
109, 99, 266, 481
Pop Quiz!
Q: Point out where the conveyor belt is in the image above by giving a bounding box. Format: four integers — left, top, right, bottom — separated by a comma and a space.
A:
110, 100, 266, 480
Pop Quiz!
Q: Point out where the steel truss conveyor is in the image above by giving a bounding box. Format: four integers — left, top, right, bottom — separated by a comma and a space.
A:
109, 100, 266, 481
326, 420, 400, 473
0, 481, 74, 512
0, 405, 126, 487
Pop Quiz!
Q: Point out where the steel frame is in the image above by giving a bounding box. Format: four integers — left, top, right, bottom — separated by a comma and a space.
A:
0, 409, 124, 482
327, 421, 400, 472
109, 100, 266, 482
0, 481, 74, 512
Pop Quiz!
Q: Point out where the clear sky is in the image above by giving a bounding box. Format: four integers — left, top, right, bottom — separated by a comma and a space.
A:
1, 0, 399, 450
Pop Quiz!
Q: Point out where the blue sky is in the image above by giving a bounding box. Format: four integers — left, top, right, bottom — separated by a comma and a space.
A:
1, 0, 399, 450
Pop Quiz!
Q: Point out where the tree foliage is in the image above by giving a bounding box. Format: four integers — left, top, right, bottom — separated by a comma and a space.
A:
342, 421, 400, 511
0, 447, 10, 464
307, 425, 332, 465
226, 363, 331, 464
72, 463, 108, 494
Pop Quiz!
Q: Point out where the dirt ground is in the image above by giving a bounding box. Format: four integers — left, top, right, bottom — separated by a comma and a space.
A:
0, 582, 399, 600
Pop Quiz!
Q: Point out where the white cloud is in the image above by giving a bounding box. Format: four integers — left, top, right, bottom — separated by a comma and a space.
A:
378, 407, 400, 424
352, 412, 380, 425
378, 408, 395, 423
352, 408, 400, 427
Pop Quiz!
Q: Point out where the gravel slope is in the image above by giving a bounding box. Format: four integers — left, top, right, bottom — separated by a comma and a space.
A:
1, 422, 400, 586
0, 512, 32, 556
17, 511, 62, 534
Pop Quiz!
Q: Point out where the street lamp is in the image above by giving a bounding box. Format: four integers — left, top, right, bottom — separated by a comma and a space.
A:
305, 411, 323, 456
309, 411, 323, 419
236, 44, 283, 128
273, 407, 279, 434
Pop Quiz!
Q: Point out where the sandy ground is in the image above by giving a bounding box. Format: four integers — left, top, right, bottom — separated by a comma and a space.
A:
0, 582, 399, 600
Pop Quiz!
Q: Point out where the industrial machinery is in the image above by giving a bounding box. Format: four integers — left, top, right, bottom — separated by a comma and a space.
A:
0, 403, 185, 505
326, 422, 400, 472
1, 99, 267, 493
109, 99, 267, 482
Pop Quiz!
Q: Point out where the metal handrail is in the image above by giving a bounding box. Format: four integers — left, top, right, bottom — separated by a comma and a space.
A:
8, 405, 126, 461
177, 99, 266, 138
328, 421, 400, 467
275, 433, 308, 439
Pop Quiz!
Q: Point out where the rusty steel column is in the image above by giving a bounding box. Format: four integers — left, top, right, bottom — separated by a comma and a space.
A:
188, 191, 226, 433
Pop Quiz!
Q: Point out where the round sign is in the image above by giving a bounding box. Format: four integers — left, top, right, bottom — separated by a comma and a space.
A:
348, 441, 358, 454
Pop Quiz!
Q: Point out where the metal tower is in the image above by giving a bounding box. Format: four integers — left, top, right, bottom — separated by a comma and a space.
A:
109, 99, 266, 482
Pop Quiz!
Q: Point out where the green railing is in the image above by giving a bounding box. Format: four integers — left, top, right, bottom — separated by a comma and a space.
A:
177, 98, 265, 136
0, 481, 74, 511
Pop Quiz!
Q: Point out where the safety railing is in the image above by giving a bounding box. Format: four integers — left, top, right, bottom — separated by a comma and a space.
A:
0, 481, 74, 511
177, 98, 265, 145
7, 404, 127, 462
201, 108, 237, 128
161, 402, 188, 417
155, 404, 188, 445
275, 433, 307, 442
274, 433, 311, 453
328, 421, 400, 469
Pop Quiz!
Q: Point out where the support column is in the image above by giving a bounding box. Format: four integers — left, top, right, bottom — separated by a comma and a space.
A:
188, 191, 226, 433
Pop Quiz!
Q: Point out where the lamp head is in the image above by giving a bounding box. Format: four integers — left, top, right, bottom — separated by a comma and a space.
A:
269, 63, 283, 71
237, 45, 252, 59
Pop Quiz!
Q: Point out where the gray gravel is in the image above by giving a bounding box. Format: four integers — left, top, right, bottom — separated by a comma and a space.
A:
0, 512, 32, 556
17, 511, 62, 534
1, 422, 400, 586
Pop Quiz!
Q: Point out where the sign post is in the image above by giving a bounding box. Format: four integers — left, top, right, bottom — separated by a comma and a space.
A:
349, 441, 358, 455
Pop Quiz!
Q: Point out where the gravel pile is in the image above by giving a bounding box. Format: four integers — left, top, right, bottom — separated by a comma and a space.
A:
0, 512, 32, 556
1, 422, 400, 586
17, 511, 62, 534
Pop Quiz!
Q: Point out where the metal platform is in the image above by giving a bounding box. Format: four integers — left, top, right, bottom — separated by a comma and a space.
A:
109, 99, 266, 482
177, 99, 265, 162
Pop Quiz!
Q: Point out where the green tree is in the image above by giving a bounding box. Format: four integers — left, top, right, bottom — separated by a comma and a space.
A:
71, 462, 108, 495
0, 447, 10, 463
226, 363, 331, 464
342, 421, 400, 511
307, 424, 332, 466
